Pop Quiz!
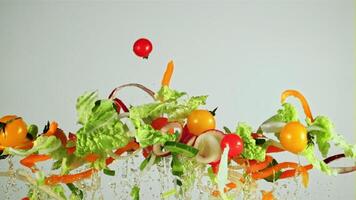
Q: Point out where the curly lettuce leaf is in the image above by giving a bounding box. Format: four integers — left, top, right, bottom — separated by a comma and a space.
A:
76, 91, 98, 125
270, 103, 299, 123
155, 86, 186, 102
302, 145, 336, 175
236, 122, 265, 161
75, 97, 130, 158
135, 124, 177, 148
307, 116, 356, 158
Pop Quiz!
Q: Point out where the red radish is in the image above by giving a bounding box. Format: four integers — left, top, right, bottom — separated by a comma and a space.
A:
142, 146, 153, 158
152, 122, 183, 156
220, 134, 244, 158
194, 130, 224, 163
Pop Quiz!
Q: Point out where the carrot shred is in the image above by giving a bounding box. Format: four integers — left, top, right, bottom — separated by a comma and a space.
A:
161, 60, 174, 86
45, 168, 97, 185
246, 156, 273, 173
252, 162, 301, 179
281, 90, 314, 122
211, 182, 237, 197
105, 141, 140, 165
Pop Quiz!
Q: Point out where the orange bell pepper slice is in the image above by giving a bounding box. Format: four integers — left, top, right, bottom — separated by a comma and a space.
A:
246, 156, 273, 173
106, 140, 140, 165
281, 90, 314, 122
20, 154, 51, 171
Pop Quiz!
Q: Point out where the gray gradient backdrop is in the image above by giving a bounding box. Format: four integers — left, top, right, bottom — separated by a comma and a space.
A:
0, 0, 355, 199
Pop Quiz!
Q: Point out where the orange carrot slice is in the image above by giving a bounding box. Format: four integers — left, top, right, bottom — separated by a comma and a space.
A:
281, 90, 314, 122
252, 162, 302, 179
161, 60, 174, 86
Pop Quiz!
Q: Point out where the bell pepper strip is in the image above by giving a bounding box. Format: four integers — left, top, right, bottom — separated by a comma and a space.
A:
246, 156, 273, 173
251, 162, 306, 180
105, 141, 140, 166
161, 60, 174, 87
43, 121, 58, 136
68, 132, 77, 141
20, 154, 51, 171
67, 147, 76, 155
281, 90, 314, 122
45, 168, 97, 185
266, 145, 285, 153
53, 129, 67, 146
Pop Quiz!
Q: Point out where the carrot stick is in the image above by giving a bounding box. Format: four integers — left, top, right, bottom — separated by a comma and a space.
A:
252, 162, 302, 179
45, 169, 97, 185
246, 156, 273, 173
161, 60, 174, 86
20, 154, 51, 170
106, 141, 140, 165
44, 121, 58, 136
279, 164, 313, 179
281, 90, 314, 122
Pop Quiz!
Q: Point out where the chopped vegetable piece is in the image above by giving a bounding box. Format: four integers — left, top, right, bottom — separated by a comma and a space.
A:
281, 90, 313, 122
164, 141, 199, 158
103, 168, 115, 176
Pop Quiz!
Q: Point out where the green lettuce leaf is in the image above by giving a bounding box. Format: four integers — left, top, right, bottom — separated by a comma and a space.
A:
307, 116, 334, 157
307, 116, 356, 158
4, 135, 65, 160
75, 97, 130, 158
76, 91, 98, 125
270, 103, 299, 123
236, 123, 265, 161
155, 86, 186, 102
302, 145, 336, 175
135, 124, 177, 148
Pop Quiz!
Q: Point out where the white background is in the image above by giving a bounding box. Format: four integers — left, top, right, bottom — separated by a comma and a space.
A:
0, 0, 354, 199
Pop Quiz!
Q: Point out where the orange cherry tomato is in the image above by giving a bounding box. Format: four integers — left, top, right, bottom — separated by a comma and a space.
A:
279, 122, 307, 154
0, 115, 28, 147
186, 110, 215, 136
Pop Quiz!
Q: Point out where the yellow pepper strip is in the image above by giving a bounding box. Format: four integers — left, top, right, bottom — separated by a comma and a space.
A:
281, 90, 314, 122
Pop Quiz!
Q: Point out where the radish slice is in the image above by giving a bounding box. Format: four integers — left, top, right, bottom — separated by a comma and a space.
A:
186, 136, 197, 146
260, 122, 286, 133
152, 122, 183, 156
108, 83, 155, 100
194, 130, 224, 163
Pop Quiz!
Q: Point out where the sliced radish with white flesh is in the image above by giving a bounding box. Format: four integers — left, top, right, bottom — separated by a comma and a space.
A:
260, 122, 286, 133
186, 136, 197, 146
108, 83, 155, 100
194, 130, 224, 163
152, 122, 183, 156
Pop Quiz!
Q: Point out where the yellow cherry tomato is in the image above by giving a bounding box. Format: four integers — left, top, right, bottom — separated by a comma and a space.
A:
187, 110, 215, 136
0, 115, 28, 147
280, 121, 307, 154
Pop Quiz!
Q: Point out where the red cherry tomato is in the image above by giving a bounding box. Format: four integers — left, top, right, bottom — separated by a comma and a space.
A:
220, 134, 244, 158
133, 38, 153, 58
